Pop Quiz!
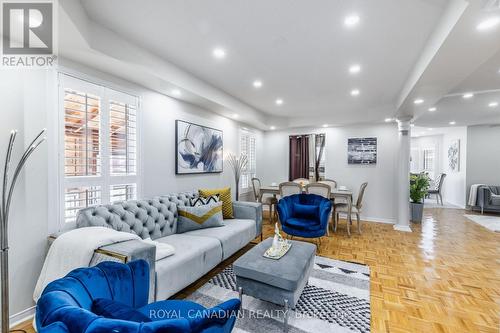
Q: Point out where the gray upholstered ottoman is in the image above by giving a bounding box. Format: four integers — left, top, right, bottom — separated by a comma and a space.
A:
233, 237, 316, 308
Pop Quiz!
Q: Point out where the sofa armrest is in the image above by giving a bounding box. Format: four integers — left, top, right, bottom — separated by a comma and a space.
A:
232, 201, 263, 237
98, 240, 156, 302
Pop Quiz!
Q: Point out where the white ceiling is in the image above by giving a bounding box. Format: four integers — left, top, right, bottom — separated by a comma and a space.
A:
60, 0, 500, 130
81, 0, 449, 126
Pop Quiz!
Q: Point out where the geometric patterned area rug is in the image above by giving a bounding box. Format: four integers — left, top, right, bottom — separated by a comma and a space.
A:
464, 214, 500, 232
186, 256, 371, 333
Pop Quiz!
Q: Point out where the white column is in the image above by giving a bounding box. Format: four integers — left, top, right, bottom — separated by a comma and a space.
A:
394, 118, 412, 232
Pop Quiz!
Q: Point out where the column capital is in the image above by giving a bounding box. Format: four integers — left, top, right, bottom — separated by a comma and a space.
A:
397, 116, 413, 132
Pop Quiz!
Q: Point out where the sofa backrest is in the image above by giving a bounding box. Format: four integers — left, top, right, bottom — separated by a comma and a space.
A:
76, 192, 198, 240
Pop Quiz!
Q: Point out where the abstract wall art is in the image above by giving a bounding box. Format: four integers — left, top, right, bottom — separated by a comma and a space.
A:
448, 139, 460, 172
347, 137, 377, 165
175, 120, 223, 174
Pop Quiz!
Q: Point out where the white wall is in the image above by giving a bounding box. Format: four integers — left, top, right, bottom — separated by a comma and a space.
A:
466, 125, 500, 197
261, 124, 399, 223
0, 69, 51, 323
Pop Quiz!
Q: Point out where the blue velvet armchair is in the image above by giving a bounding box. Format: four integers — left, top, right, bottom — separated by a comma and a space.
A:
277, 194, 332, 238
36, 260, 240, 333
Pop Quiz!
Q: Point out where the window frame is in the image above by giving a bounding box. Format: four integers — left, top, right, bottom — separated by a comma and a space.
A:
57, 73, 141, 229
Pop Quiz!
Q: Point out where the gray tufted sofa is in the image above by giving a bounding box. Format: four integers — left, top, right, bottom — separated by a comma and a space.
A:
75, 191, 262, 301
474, 185, 500, 214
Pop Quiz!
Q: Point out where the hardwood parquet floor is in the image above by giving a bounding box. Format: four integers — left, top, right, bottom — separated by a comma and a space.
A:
14, 207, 500, 333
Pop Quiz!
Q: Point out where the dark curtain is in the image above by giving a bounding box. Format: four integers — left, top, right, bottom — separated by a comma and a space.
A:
315, 134, 325, 181
289, 135, 309, 181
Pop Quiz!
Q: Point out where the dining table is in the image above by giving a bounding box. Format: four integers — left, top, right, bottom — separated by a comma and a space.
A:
260, 185, 355, 235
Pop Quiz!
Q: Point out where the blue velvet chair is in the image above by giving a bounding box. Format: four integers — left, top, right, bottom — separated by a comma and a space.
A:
277, 193, 332, 239
36, 260, 240, 333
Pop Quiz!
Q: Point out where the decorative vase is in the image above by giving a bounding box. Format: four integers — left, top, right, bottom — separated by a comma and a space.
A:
410, 202, 424, 223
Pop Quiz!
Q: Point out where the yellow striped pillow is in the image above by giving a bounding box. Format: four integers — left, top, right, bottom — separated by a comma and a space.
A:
177, 202, 224, 233
199, 187, 233, 219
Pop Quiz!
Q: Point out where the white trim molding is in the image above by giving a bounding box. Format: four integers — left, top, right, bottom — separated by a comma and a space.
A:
393, 224, 412, 232
10, 306, 35, 329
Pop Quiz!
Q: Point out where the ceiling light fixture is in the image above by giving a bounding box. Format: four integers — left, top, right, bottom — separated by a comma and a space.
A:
275, 99, 283, 105
270, 126, 276, 130
463, 92, 474, 99
253, 80, 262, 88
477, 16, 500, 31
384, 118, 393, 122
351, 89, 360, 96
428, 128, 433, 131
212, 47, 226, 59
232, 113, 239, 119
322, 124, 329, 128
172, 89, 181, 97
414, 98, 424, 104
344, 15, 360, 27
449, 121, 456, 125
489, 101, 499, 108
349, 64, 361, 74
428, 107, 437, 112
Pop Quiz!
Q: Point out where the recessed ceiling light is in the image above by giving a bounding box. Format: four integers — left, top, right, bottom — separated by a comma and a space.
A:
488, 101, 498, 108
414, 99, 424, 104
344, 15, 360, 27
463, 93, 474, 99
384, 118, 393, 122
270, 126, 276, 130
322, 124, 329, 128
349, 64, 361, 74
232, 113, 239, 119
172, 89, 181, 97
275, 99, 283, 105
351, 89, 360, 96
449, 121, 456, 125
428, 107, 437, 112
477, 16, 500, 31
253, 80, 262, 88
212, 47, 226, 59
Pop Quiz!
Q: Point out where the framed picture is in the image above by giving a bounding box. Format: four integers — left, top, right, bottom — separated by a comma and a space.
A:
448, 139, 460, 172
175, 120, 223, 174
348, 137, 377, 165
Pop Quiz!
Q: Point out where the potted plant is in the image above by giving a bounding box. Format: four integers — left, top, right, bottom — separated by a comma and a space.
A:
409, 173, 430, 223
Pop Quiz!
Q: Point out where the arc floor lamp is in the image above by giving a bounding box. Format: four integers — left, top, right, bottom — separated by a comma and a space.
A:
1, 129, 46, 333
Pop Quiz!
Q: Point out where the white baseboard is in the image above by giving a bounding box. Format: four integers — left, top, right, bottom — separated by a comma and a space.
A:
393, 224, 412, 232
10, 306, 35, 328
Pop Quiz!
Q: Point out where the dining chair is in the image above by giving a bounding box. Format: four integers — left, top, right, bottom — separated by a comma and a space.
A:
318, 179, 337, 190
334, 182, 368, 235
427, 173, 446, 205
305, 183, 332, 235
293, 178, 310, 185
252, 177, 278, 222
279, 182, 302, 197
305, 183, 331, 198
